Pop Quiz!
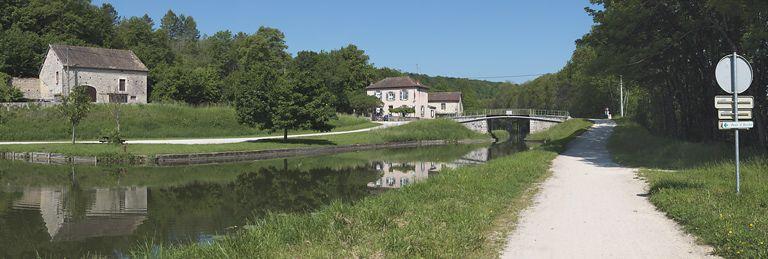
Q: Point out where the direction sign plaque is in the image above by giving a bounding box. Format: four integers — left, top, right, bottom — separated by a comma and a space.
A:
714, 96, 754, 109
719, 121, 754, 130
718, 109, 752, 120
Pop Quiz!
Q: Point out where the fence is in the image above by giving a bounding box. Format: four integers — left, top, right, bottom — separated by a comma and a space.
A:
447, 109, 570, 119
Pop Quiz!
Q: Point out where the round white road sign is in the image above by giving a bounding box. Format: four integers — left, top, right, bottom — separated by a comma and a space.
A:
715, 54, 753, 94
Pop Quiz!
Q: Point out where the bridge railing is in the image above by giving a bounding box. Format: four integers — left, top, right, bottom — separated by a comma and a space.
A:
447, 109, 570, 119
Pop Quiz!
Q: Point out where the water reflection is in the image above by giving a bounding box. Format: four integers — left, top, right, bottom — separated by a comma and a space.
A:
0, 142, 525, 257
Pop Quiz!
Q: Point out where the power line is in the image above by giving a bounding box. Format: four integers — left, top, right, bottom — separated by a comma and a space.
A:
466, 73, 549, 79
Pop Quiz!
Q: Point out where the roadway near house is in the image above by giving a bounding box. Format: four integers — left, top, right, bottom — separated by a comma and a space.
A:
501, 120, 718, 258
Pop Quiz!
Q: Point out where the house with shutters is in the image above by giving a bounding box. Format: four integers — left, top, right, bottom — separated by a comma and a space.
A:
366, 76, 435, 119
32, 44, 149, 103
366, 76, 465, 119
428, 91, 463, 117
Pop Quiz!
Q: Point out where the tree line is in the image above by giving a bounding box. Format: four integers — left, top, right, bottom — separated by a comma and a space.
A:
0, 0, 511, 110
492, 0, 768, 149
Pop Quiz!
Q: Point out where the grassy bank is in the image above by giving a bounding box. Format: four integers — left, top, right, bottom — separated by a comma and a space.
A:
526, 119, 593, 152
0, 119, 486, 157
0, 104, 376, 141
129, 118, 592, 257
608, 119, 768, 258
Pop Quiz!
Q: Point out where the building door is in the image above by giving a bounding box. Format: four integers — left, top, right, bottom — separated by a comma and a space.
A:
82, 85, 97, 102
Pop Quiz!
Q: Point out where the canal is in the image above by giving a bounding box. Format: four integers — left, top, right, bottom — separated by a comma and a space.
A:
0, 140, 527, 258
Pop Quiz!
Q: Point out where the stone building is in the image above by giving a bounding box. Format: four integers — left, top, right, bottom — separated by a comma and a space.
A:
35, 44, 149, 103
428, 91, 463, 116
366, 76, 436, 119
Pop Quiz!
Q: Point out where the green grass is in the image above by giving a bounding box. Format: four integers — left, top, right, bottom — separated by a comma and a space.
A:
607, 119, 729, 169
608, 119, 768, 258
0, 119, 488, 157
526, 118, 592, 152
128, 117, 592, 257
0, 104, 377, 141
374, 119, 485, 142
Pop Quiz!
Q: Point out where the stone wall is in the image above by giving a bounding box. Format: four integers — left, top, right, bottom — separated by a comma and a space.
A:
463, 120, 488, 133
529, 120, 559, 133
10, 78, 42, 100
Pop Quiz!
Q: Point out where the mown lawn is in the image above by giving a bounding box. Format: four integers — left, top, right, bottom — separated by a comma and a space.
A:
127, 118, 592, 257
0, 103, 377, 141
0, 119, 486, 157
608, 119, 768, 258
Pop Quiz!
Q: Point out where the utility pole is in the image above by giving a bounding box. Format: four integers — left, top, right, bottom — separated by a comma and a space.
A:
619, 75, 624, 117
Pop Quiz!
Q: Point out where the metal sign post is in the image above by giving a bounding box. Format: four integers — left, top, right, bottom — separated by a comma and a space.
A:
715, 53, 753, 194
731, 53, 740, 194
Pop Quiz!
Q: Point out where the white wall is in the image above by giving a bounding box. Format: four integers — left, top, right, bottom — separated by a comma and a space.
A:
367, 87, 433, 119
429, 101, 463, 115
39, 49, 148, 103
70, 67, 148, 103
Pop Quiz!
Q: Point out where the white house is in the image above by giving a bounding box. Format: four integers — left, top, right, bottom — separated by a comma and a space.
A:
428, 92, 463, 116
36, 44, 149, 103
366, 76, 435, 119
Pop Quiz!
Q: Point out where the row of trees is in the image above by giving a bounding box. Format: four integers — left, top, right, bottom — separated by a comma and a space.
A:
492, 0, 768, 149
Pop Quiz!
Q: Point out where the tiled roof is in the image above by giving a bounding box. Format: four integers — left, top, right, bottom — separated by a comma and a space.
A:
428, 92, 462, 102
366, 76, 429, 90
50, 44, 148, 72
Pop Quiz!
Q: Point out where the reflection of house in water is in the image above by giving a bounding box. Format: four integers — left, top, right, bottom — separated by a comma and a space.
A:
11, 187, 148, 241
367, 147, 492, 189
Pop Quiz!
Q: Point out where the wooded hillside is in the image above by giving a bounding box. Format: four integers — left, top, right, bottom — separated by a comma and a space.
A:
491, 0, 768, 148
0, 0, 508, 111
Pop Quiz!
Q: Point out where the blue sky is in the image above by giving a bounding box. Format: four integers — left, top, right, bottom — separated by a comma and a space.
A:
94, 0, 596, 83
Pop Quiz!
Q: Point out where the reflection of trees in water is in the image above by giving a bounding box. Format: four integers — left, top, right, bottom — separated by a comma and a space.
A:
233, 163, 381, 217
133, 161, 380, 245
0, 161, 380, 258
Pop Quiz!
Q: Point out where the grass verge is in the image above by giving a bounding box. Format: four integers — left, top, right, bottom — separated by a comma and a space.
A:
0, 103, 376, 141
0, 119, 487, 157
128, 119, 592, 257
608, 119, 768, 258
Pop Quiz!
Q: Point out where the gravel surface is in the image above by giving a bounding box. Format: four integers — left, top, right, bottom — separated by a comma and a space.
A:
501, 120, 718, 259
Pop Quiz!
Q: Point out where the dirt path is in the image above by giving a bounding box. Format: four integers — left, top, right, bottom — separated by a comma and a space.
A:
0, 122, 406, 145
501, 120, 717, 258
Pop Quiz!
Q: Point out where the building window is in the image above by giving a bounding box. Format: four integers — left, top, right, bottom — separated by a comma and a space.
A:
420, 106, 425, 117
441, 103, 446, 110
109, 94, 128, 103
119, 79, 126, 91
400, 89, 409, 100
387, 92, 395, 101
56, 72, 59, 85
374, 90, 382, 99
431, 110, 435, 118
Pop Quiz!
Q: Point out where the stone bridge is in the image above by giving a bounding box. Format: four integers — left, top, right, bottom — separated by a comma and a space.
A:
449, 109, 570, 134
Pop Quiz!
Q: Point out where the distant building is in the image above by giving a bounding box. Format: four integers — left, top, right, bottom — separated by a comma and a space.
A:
428, 91, 463, 117
32, 44, 149, 103
366, 76, 435, 119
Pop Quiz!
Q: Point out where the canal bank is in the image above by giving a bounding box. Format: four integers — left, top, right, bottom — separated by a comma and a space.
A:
0, 141, 524, 257
127, 119, 592, 257
0, 119, 490, 166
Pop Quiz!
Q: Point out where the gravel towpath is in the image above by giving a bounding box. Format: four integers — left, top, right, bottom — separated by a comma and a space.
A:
501, 120, 717, 258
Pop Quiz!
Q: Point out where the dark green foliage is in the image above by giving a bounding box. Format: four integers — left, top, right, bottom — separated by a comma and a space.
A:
151, 64, 221, 104
489, 1, 768, 148
347, 92, 382, 116
0, 72, 23, 102
0, 1, 509, 115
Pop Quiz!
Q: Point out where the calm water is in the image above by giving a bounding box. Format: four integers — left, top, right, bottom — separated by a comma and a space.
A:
0, 141, 526, 258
